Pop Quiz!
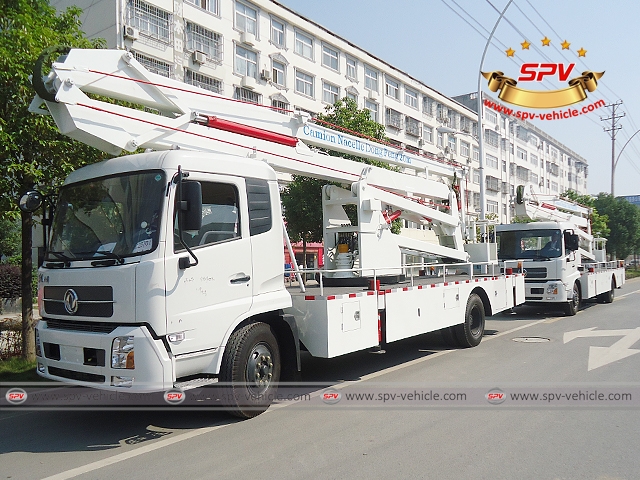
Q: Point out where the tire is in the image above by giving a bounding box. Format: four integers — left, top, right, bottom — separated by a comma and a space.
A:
219, 323, 281, 419
452, 294, 485, 348
597, 277, 615, 304
564, 282, 581, 316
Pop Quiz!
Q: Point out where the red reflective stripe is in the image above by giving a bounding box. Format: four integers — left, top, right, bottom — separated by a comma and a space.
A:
203, 116, 299, 147
349, 293, 357, 298
431, 284, 436, 288
455, 281, 460, 284
418, 285, 423, 289
304, 296, 315, 300
367, 291, 375, 295
327, 295, 336, 300
386, 289, 392, 294
444, 282, 449, 286
403, 287, 409, 291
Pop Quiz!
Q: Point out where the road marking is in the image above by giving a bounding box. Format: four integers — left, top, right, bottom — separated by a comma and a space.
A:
618, 287, 640, 298
564, 327, 640, 371
40, 423, 232, 480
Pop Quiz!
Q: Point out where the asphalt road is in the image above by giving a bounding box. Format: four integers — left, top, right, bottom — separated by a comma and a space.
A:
2, 277, 640, 480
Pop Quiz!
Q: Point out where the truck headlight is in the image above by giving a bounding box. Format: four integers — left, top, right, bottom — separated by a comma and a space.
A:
111, 336, 135, 369
547, 284, 558, 295
35, 328, 42, 357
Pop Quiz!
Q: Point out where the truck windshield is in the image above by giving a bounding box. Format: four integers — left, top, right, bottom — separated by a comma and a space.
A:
497, 229, 563, 260
47, 171, 165, 261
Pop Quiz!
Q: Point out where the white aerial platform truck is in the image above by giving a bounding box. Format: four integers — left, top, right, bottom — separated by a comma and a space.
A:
28, 47, 525, 417
496, 185, 624, 316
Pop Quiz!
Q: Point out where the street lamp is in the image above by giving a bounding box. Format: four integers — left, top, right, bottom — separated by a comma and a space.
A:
612, 129, 640, 197
477, 0, 514, 224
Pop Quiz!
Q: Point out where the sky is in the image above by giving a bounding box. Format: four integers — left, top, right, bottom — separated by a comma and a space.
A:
278, 0, 640, 197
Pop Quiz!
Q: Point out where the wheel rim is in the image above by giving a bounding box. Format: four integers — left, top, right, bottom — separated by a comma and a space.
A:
245, 342, 274, 396
469, 305, 483, 337
572, 285, 580, 309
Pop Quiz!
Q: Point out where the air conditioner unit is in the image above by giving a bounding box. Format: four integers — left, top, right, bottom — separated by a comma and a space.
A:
260, 69, 271, 81
192, 51, 207, 65
240, 31, 256, 46
241, 75, 257, 89
494, 124, 500, 132
123, 25, 139, 41
367, 90, 378, 100
418, 139, 425, 147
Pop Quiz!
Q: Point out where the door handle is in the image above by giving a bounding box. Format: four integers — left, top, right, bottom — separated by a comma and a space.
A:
230, 275, 251, 284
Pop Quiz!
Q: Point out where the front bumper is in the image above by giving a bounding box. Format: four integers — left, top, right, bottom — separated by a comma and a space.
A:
35, 319, 173, 392
524, 281, 570, 304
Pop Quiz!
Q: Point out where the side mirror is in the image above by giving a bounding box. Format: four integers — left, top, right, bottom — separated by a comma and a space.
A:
19, 190, 43, 213
565, 233, 579, 252
178, 181, 202, 233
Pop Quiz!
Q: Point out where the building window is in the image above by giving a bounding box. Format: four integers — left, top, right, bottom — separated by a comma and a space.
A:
322, 44, 339, 71
551, 181, 558, 192
346, 88, 357, 102
460, 141, 470, 157
364, 99, 378, 122
271, 98, 289, 114
516, 126, 529, 142
126, 0, 172, 43
294, 30, 313, 60
486, 154, 498, 169
448, 110, 458, 130
484, 108, 498, 124
186, 23, 222, 62
185, 69, 222, 94
132, 51, 171, 77
437, 129, 444, 148
517, 147, 527, 161
448, 135, 457, 153
530, 153, 538, 166
272, 60, 285, 87
405, 116, 420, 137
364, 65, 378, 92
234, 86, 261, 104
235, 1, 257, 35
531, 173, 539, 184
473, 169, 480, 184
423, 96, 435, 117
516, 165, 530, 182
323, 82, 339, 104
502, 160, 507, 172
271, 17, 285, 47
346, 56, 357, 80
487, 200, 499, 214
295, 69, 314, 97
235, 45, 257, 78
484, 129, 499, 148
405, 88, 418, 109
386, 108, 402, 129
473, 146, 479, 162
460, 116, 472, 133
486, 176, 500, 192
385, 76, 400, 100
185, 0, 219, 15
423, 125, 433, 144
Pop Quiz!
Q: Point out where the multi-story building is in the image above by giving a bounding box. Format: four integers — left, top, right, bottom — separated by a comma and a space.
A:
52, 0, 588, 224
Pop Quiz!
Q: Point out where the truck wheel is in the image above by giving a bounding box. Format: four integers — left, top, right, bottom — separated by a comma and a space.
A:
453, 294, 485, 348
219, 323, 281, 419
564, 282, 581, 316
598, 277, 615, 304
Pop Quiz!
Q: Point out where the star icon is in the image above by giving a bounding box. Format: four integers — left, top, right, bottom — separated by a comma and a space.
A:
541, 36, 551, 46
506, 47, 516, 57
561, 40, 571, 50
577, 47, 587, 57
521, 40, 531, 50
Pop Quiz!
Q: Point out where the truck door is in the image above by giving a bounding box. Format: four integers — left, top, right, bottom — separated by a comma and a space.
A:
165, 174, 253, 356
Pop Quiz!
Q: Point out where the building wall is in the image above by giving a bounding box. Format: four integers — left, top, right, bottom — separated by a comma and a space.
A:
52, 0, 589, 225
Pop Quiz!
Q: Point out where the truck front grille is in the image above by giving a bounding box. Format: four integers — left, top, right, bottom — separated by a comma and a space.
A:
45, 318, 118, 334
44, 286, 113, 318
524, 267, 547, 279
48, 366, 105, 383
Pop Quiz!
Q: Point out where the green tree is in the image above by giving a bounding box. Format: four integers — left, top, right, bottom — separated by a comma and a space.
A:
561, 190, 610, 238
593, 194, 640, 260
0, 0, 107, 360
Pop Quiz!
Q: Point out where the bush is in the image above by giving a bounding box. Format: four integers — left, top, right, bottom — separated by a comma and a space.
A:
0, 264, 21, 299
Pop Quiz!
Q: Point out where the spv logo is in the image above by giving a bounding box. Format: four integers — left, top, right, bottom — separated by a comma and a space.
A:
485, 388, 506, 405
321, 388, 342, 405
163, 388, 186, 405
5, 388, 28, 405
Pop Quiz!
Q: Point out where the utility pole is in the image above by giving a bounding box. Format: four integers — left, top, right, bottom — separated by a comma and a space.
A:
601, 100, 624, 196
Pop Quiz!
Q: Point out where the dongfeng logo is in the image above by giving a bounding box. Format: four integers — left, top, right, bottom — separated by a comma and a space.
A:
63, 289, 79, 314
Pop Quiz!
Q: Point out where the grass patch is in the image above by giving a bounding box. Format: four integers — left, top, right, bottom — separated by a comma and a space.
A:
0, 357, 42, 383
626, 269, 640, 280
